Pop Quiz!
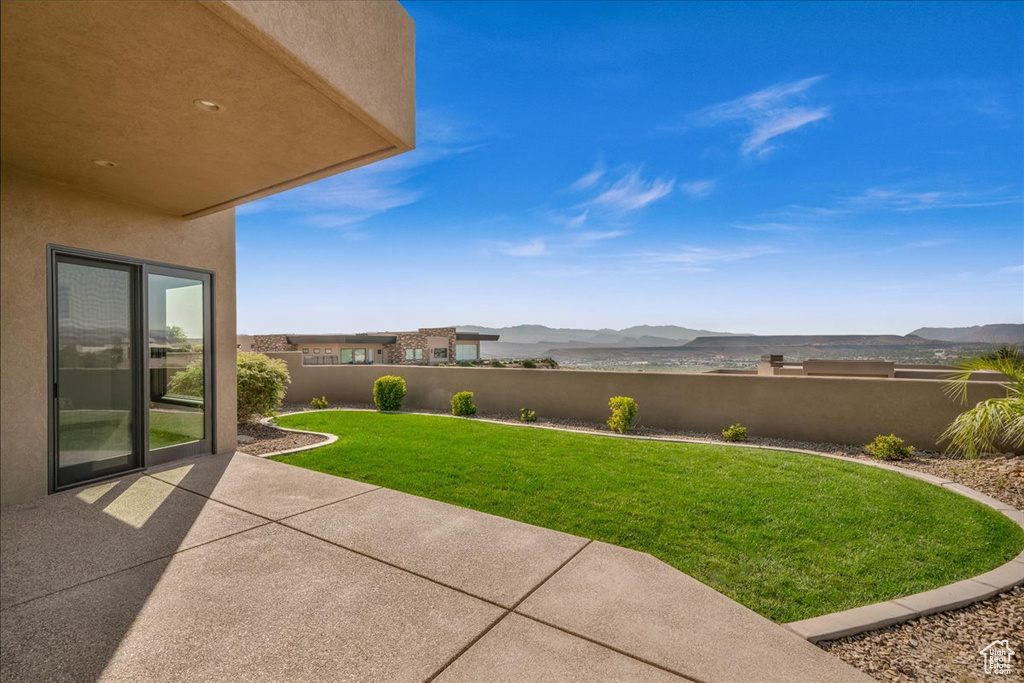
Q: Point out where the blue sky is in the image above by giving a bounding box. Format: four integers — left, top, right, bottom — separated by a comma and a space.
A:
237, 1, 1023, 335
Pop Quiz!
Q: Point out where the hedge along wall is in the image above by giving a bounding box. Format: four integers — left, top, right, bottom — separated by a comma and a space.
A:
267, 352, 1014, 452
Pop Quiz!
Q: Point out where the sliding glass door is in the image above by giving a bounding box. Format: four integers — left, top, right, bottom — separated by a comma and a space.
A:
53, 255, 141, 488
51, 249, 213, 489
146, 268, 211, 465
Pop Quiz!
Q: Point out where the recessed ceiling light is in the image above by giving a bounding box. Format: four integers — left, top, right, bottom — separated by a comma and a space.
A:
194, 99, 222, 113
91, 159, 117, 168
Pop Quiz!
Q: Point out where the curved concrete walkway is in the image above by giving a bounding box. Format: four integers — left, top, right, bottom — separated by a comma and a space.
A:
0, 451, 871, 682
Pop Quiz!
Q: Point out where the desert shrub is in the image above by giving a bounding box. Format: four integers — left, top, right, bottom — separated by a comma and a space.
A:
541, 357, 559, 369
310, 396, 328, 410
237, 352, 290, 423
520, 407, 537, 423
607, 396, 639, 434
451, 391, 477, 416
168, 358, 204, 398
489, 359, 504, 368
722, 423, 748, 442
866, 434, 913, 461
373, 375, 407, 412
522, 360, 537, 369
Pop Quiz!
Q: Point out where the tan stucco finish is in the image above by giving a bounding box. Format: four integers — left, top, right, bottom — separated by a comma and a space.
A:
1, 168, 238, 507
0, 0, 414, 218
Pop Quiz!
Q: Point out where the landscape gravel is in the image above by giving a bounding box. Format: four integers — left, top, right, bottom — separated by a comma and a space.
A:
268, 402, 1023, 681
235, 421, 328, 456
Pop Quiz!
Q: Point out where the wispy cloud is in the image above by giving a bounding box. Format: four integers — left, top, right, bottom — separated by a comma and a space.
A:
648, 245, 781, 266
683, 76, 831, 158
846, 187, 1022, 211
903, 238, 954, 249
575, 230, 630, 244
488, 237, 549, 257
733, 222, 805, 232
238, 110, 485, 227
680, 179, 717, 199
570, 161, 606, 191
590, 168, 676, 212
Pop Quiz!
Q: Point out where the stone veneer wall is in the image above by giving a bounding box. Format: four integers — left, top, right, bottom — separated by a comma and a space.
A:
252, 335, 295, 352
388, 327, 456, 364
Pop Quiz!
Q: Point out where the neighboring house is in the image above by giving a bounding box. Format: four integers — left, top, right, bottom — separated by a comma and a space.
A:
705, 355, 1010, 382
247, 328, 500, 365
0, 1, 415, 507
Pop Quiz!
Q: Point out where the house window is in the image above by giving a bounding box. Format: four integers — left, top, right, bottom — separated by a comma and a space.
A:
302, 348, 310, 354
354, 348, 367, 363
325, 348, 332, 354
313, 348, 320, 354
456, 344, 478, 361
405, 348, 423, 361
341, 349, 353, 363
432, 348, 448, 359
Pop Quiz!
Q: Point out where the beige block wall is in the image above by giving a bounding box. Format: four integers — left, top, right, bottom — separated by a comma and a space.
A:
268, 354, 1015, 453
1, 167, 237, 506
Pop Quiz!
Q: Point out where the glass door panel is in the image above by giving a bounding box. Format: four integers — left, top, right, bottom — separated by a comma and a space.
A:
54, 257, 140, 488
147, 271, 210, 461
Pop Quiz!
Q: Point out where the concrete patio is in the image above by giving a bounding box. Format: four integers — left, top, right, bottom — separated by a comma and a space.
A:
1, 452, 870, 682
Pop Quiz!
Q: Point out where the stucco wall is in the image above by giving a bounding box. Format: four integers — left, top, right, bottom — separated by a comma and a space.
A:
267, 353, 1014, 453
0, 167, 237, 506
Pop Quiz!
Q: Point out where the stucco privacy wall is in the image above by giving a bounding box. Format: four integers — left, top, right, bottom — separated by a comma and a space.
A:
268, 353, 1013, 452
0, 168, 237, 506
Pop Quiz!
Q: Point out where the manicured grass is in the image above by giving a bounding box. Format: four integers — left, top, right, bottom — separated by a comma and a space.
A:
274, 411, 1024, 622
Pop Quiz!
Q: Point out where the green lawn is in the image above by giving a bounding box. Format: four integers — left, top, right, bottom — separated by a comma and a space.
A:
274, 411, 1024, 622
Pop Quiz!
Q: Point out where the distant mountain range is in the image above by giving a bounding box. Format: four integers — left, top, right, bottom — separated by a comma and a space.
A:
457, 324, 748, 358
459, 323, 1022, 360
908, 324, 1024, 345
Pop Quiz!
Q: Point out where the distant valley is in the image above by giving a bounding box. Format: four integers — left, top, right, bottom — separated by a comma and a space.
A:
462, 323, 1023, 372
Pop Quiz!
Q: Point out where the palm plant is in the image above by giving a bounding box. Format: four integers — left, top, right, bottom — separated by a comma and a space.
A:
940, 346, 1024, 458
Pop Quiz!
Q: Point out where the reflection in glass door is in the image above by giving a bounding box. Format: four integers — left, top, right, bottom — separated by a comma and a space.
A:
147, 270, 211, 463
53, 256, 140, 488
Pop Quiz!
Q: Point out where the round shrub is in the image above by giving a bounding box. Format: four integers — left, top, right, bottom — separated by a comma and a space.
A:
310, 396, 328, 410
722, 423, 748, 442
373, 375, 407, 412
168, 358, 204, 398
866, 434, 913, 461
489, 359, 504, 368
521, 360, 537, 369
236, 352, 290, 423
452, 391, 477, 416
520, 407, 537, 423
607, 396, 639, 434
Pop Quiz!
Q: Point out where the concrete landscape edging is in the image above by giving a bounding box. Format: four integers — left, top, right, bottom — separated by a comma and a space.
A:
262, 407, 1024, 643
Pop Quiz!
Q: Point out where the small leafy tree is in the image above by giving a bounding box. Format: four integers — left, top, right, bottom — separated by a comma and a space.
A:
166, 325, 192, 350
451, 391, 477, 416
237, 352, 290, 423
167, 359, 204, 398
940, 349, 1024, 458
607, 396, 639, 434
373, 375, 407, 411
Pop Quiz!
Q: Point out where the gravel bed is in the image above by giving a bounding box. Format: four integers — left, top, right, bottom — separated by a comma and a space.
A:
235, 421, 328, 456
820, 586, 1023, 682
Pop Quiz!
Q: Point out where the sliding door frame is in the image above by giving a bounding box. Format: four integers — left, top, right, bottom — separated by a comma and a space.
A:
47, 245, 216, 493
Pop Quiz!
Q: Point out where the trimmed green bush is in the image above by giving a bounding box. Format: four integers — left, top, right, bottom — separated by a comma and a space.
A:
310, 396, 328, 410
607, 396, 639, 434
451, 391, 477, 416
237, 352, 291, 423
520, 407, 537, 423
489, 359, 504, 368
722, 423, 749, 442
373, 375, 407, 412
866, 434, 914, 461
522, 360, 537, 369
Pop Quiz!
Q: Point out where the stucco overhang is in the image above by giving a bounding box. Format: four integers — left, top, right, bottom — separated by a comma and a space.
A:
0, 0, 415, 218
456, 333, 501, 342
